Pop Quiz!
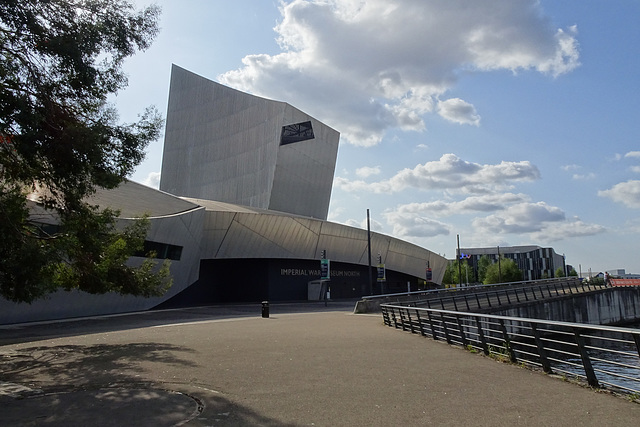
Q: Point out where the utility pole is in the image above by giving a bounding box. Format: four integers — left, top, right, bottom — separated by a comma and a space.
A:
457, 234, 462, 287
497, 245, 502, 283
367, 209, 373, 295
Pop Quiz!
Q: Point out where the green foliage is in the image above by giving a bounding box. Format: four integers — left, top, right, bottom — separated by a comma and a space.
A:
50, 209, 172, 297
0, 0, 170, 303
442, 259, 473, 286
477, 255, 491, 283
555, 267, 566, 278
568, 268, 578, 277
483, 256, 522, 284
442, 261, 455, 285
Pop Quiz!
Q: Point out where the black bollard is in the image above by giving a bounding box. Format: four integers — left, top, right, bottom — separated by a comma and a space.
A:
261, 301, 269, 318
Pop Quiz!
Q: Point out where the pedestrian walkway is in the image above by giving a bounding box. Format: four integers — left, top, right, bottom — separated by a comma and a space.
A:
1, 302, 639, 426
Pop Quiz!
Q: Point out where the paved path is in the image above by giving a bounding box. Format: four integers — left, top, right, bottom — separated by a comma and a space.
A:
1, 302, 639, 426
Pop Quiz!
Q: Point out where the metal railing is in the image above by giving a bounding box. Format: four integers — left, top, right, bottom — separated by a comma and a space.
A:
381, 303, 640, 396
412, 278, 610, 312
362, 277, 578, 301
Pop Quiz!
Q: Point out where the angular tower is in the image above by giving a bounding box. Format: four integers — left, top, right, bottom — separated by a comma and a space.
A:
160, 65, 340, 220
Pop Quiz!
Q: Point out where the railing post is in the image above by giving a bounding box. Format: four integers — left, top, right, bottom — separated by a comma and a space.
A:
475, 317, 489, 355
498, 319, 517, 363
530, 323, 552, 374
399, 308, 408, 331
573, 328, 599, 388
440, 312, 452, 344
456, 314, 468, 347
415, 310, 426, 337
464, 295, 471, 311
407, 308, 415, 334
632, 333, 640, 358
382, 307, 390, 326
426, 310, 438, 340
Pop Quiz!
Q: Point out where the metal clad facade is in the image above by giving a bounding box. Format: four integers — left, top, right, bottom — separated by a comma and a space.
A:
160, 65, 339, 220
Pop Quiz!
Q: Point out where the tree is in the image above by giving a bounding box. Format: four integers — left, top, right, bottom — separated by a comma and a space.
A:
483, 257, 522, 285
441, 261, 455, 285
477, 255, 491, 284
0, 0, 171, 302
442, 260, 473, 286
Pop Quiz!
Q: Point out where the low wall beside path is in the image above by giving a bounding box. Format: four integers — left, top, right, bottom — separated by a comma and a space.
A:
491, 286, 640, 326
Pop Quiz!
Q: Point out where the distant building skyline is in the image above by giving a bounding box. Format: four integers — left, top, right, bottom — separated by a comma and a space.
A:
457, 245, 566, 282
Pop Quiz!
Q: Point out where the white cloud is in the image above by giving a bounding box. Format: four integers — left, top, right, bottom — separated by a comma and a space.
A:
344, 217, 384, 231
437, 98, 480, 125
572, 173, 595, 180
334, 154, 540, 194
598, 180, 640, 208
219, 0, 579, 146
529, 218, 606, 242
472, 202, 566, 234
382, 198, 605, 243
469, 203, 605, 242
392, 193, 530, 217
625, 151, 640, 159
624, 218, 640, 234
383, 211, 451, 238
355, 166, 381, 178
561, 164, 580, 172
142, 171, 161, 189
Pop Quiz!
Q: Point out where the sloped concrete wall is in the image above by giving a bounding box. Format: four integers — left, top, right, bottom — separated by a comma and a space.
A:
495, 287, 640, 325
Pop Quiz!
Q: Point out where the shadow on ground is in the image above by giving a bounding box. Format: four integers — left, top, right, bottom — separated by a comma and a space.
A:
0, 342, 302, 426
0, 343, 197, 388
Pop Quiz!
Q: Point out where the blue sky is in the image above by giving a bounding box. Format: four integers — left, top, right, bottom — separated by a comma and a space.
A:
117, 0, 640, 276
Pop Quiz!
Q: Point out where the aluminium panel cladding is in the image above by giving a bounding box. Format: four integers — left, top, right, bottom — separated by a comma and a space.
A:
194, 202, 446, 281
316, 221, 371, 264
269, 104, 339, 219
160, 65, 282, 210
160, 65, 340, 220
211, 212, 321, 259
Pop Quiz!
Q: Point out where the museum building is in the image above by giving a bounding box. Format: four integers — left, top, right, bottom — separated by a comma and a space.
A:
0, 66, 446, 324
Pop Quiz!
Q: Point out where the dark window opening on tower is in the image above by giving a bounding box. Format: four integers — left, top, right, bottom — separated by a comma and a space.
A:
280, 121, 314, 145
135, 240, 183, 261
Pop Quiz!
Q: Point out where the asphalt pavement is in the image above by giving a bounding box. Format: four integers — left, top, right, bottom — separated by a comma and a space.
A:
1, 301, 639, 426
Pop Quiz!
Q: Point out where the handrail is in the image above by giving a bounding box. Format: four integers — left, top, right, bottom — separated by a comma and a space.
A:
413, 279, 609, 313
361, 277, 582, 300
380, 303, 640, 396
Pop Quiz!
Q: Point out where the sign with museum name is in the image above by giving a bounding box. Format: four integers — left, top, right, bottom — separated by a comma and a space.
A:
280, 268, 361, 277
